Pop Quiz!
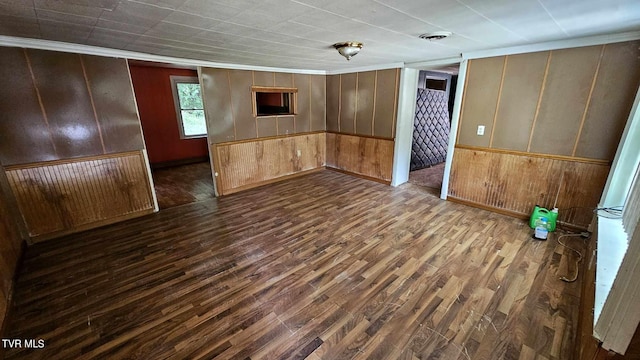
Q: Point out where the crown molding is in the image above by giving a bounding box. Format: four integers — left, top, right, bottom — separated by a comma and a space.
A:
463, 30, 640, 60
325, 62, 404, 75
0, 35, 326, 75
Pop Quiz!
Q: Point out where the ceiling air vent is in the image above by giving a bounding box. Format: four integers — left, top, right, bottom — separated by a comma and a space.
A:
419, 31, 452, 41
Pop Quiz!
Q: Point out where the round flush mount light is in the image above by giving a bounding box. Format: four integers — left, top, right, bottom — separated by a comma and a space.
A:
418, 31, 452, 41
333, 41, 363, 61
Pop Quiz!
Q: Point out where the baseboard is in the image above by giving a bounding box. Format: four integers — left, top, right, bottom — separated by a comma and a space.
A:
29, 208, 156, 244
222, 167, 325, 195
326, 167, 391, 185
447, 196, 588, 232
150, 156, 209, 170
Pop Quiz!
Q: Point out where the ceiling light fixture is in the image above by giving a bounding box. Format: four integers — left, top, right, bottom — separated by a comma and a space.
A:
419, 31, 452, 41
333, 41, 363, 61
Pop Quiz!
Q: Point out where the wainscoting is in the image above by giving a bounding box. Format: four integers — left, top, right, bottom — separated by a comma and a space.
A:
449, 146, 610, 229
212, 132, 326, 195
4, 151, 155, 241
325, 132, 394, 184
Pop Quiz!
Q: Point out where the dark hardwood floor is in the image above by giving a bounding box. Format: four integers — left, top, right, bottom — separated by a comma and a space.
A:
3, 170, 583, 359
152, 161, 215, 209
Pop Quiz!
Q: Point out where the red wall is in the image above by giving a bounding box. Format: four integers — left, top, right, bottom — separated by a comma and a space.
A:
129, 65, 208, 165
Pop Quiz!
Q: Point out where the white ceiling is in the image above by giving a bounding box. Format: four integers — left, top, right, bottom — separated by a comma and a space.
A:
0, 0, 639, 71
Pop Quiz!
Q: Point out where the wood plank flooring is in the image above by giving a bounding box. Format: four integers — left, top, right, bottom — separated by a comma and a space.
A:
3, 170, 583, 359
152, 162, 215, 209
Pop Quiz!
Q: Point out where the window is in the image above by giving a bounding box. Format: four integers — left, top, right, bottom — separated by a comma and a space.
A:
252, 86, 297, 116
170, 76, 206, 138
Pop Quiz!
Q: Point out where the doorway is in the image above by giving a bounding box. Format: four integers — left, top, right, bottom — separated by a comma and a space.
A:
408, 69, 458, 193
128, 61, 215, 210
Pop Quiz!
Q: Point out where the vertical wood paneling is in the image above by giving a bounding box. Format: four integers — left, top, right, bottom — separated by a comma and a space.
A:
492, 52, 549, 151
201, 68, 235, 143
83, 55, 144, 153
257, 117, 278, 138
228, 70, 256, 140
5, 151, 154, 239
310, 75, 326, 132
373, 69, 398, 139
325, 133, 394, 182
214, 133, 326, 194
340, 73, 357, 134
26, 49, 104, 159
252, 71, 274, 87
449, 147, 609, 229
355, 71, 375, 136
457, 57, 505, 147
277, 116, 295, 135
326, 75, 340, 132
274, 72, 293, 87
294, 74, 311, 133
0, 47, 56, 165
575, 41, 640, 160
529, 46, 602, 156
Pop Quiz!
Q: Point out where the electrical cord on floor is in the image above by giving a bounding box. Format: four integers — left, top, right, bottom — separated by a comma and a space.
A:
557, 232, 590, 283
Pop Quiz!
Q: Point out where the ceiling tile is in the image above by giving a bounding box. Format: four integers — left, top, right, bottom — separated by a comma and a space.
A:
99, 1, 172, 28
177, 0, 244, 19
36, 8, 99, 26
32, 0, 114, 17
162, 11, 222, 29
0, 15, 41, 38
128, 0, 189, 10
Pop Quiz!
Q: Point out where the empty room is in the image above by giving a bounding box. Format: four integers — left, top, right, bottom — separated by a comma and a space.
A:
1, 1, 640, 359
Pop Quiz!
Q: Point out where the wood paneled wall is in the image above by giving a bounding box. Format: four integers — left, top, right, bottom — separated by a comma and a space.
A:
457, 41, 640, 159
449, 147, 610, 229
0, 166, 24, 334
451, 41, 640, 227
325, 69, 399, 183
0, 47, 144, 166
5, 151, 154, 241
213, 133, 325, 195
326, 133, 394, 183
326, 68, 399, 139
200, 68, 326, 144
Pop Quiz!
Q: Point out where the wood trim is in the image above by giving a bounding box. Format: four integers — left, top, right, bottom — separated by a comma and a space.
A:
325, 131, 394, 141
338, 74, 342, 133
79, 55, 106, 153
527, 51, 552, 152
454, 144, 611, 165
222, 167, 325, 196
211, 143, 223, 197
392, 68, 399, 138
456, 59, 471, 143
326, 167, 391, 185
250, 86, 298, 93
3, 150, 146, 170
29, 208, 155, 243
227, 70, 237, 140
214, 130, 326, 146
573, 45, 606, 157
354, 72, 358, 133
372, 70, 378, 136
447, 196, 589, 232
489, 55, 508, 147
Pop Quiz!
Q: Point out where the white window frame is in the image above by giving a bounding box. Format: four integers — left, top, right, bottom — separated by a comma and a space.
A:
170, 75, 206, 139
